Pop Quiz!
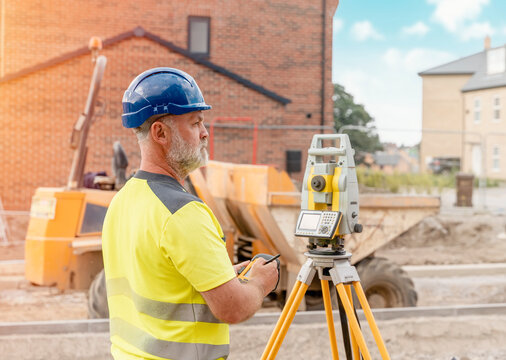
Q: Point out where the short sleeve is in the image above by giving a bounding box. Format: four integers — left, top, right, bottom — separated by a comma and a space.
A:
161, 201, 236, 292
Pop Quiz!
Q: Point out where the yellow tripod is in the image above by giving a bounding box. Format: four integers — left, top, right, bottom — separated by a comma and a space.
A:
260, 251, 391, 360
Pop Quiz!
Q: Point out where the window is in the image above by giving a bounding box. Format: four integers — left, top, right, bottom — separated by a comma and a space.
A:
188, 16, 210, 57
474, 98, 481, 123
493, 96, 501, 122
492, 145, 500, 172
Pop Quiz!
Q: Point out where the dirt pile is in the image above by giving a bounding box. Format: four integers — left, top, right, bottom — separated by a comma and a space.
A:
377, 213, 506, 265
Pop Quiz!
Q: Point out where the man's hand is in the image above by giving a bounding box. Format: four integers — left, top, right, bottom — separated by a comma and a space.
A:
247, 257, 279, 296
233, 260, 250, 275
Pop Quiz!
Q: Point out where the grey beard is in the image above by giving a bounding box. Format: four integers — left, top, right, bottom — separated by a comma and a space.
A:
166, 132, 208, 179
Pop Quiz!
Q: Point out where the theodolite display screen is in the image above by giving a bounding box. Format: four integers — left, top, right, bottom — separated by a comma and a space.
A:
295, 210, 342, 239
298, 213, 320, 230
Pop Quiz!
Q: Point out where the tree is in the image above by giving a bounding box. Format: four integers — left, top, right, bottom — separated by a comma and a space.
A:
333, 83, 383, 158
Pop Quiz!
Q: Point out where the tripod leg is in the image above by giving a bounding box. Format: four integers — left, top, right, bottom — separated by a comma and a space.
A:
267, 281, 308, 359
345, 285, 361, 360
337, 292, 353, 360
261, 281, 308, 360
353, 281, 391, 360
321, 280, 340, 360
335, 284, 372, 360
261, 281, 301, 360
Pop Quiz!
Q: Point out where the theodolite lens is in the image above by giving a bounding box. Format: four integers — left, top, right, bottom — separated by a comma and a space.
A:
311, 175, 326, 191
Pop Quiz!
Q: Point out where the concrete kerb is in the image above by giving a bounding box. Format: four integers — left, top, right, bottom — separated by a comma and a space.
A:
0, 319, 109, 336
0, 259, 25, 275
2, 304, 506, 336
403, 262, 506, 277
440, 186, 506, 215
245, 303, 506, 325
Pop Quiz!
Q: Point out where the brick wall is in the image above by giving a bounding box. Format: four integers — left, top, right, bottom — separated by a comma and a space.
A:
0, 0, 339, 209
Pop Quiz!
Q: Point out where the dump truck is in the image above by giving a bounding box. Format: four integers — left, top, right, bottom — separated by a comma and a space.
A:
25, 154, 440, 317
23, 48, 440, 318
190, 161, 440, 310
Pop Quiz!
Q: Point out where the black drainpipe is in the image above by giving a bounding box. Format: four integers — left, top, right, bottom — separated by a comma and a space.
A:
321, 0, 327, 128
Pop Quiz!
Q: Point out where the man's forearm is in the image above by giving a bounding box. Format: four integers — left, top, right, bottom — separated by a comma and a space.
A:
201, 277, 266, 324
233, 278, 268, 322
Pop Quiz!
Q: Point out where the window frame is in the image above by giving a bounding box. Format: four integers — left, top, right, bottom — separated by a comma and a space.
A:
492, 145, 500, 172
473, 97, 481, 124
188, 16, 211, 58
493, 95, 501, 122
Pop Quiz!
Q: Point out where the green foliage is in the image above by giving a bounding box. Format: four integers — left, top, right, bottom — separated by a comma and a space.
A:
333, 83, 383, 155
356, 167, 456, 194
473, 177, 500, 187
356, 167, 502, 193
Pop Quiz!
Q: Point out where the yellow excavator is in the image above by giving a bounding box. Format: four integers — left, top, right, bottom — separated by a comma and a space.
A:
24, 51, 440, 318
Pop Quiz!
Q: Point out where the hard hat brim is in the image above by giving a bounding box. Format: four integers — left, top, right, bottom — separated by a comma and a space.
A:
122, 103, 212, 128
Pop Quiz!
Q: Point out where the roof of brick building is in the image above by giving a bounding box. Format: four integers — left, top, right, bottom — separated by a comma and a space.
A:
0, 26, 291, 105
418, 45, 506, 92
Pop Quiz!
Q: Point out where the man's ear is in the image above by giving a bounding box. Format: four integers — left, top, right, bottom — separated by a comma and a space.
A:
150, 121, 170, 146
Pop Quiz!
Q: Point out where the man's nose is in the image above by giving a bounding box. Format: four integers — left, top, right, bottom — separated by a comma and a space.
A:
200, 122, 209, 139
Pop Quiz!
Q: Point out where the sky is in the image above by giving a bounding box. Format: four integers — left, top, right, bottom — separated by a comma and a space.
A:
332, 0, 506, 146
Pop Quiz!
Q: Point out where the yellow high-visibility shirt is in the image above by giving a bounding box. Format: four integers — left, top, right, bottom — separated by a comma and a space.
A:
102, 170, 236, 360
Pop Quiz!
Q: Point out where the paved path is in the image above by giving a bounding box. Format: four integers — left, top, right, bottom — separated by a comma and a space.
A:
440, 185, 506, 214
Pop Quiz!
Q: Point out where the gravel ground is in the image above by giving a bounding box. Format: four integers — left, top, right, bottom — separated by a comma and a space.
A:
2, 314, 506, 360
230, 314, 506, 360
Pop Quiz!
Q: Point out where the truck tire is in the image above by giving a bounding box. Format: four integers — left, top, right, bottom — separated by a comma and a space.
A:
87, 269, 109, 319
355, 256, 417, 308
304, 283, 339, 311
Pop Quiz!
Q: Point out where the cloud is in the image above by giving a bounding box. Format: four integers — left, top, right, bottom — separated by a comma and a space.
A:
402, 21, 430, 36
428, 0, 489, 32
428, 0, 495, 41
333, 18, 344, 35
383, 49, 403, 67
350, 21, 384, 41
459, 21, 495, 41
383, 47, 455, 73
338, 69, 372, 101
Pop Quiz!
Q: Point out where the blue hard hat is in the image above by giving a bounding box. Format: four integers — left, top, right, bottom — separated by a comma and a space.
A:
122, 67, 212, 128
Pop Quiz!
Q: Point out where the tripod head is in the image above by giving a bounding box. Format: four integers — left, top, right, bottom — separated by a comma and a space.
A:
295, 134, 362, 253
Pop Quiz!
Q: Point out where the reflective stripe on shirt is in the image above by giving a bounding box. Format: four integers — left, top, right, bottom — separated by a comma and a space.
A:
107, 277, 222, 324
110, 317, 229, 360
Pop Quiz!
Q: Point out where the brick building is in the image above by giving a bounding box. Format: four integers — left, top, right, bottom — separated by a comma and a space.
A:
0, 1, 338, 210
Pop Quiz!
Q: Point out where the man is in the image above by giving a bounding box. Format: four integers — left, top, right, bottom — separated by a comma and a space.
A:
102, 68, 278, 360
